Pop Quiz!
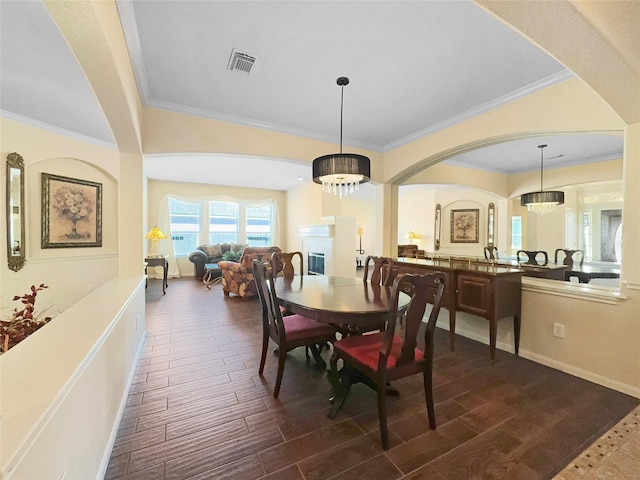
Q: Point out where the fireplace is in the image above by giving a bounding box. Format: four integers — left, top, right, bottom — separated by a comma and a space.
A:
300, 216, 356, 278
308, 252, 325, 275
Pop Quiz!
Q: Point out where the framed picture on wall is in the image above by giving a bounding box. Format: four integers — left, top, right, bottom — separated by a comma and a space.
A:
450, 208, 479, 243
41, 173, 103, 248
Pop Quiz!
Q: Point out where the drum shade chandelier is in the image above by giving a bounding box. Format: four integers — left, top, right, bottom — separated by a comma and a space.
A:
312, 77, 370, 198
520, 144, 564, 214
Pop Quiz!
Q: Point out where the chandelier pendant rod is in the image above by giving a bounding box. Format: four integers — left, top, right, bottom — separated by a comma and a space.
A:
539, 144, 545, 192
339, 84, 344, 154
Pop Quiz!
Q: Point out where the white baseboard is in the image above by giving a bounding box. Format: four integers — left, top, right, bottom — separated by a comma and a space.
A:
437, 320, 640, 400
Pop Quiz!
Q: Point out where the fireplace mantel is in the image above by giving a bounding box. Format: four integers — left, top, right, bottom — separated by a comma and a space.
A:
299, 216, 356, 278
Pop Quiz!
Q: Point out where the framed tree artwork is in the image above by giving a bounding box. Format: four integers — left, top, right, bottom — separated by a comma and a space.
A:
41, 173, 102, 248
450, 208, 479, 243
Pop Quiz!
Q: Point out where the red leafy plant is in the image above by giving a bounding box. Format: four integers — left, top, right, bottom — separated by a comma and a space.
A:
1, 284, 52, 353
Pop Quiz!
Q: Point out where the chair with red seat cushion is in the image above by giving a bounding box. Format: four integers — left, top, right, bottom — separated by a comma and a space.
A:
338, 255, 396, 337
329, 270, 447, 449
363, 255, 408, 331
253, 260, 336, 398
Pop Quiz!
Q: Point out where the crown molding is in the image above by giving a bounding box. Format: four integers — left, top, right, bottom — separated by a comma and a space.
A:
1, 110, 117, 150
382, 70, 575, 152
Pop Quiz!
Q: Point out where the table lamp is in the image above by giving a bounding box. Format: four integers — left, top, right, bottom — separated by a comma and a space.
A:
145, 226, 167, 258
356, 227, 365, 255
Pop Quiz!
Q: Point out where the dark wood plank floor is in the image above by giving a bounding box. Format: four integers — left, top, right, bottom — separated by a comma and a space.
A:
106, 277, 638, 480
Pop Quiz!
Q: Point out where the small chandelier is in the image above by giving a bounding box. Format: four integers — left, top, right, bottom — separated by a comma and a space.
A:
520, 144, 564, 214
312, 77, 370, 198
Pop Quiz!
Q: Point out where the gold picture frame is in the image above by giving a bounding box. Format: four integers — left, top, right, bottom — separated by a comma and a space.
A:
41, 173, 102, 248
450, 208, 479, 243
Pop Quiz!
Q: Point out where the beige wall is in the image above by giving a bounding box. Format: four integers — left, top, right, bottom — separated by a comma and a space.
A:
0, 118, 146, 479
1, 117, 120, 309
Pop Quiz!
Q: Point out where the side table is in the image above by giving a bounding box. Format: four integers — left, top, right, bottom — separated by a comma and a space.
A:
203, 263, 222, 289
145, 256, 169, 294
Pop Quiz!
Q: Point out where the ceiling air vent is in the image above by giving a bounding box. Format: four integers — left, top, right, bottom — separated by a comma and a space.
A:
227, 48, 256, 75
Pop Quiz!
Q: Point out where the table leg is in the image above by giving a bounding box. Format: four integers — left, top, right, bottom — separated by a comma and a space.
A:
327, 363, 399, 418
448, 303, 456, 351
489, 318, 497, 360
513, 314, 521, 355
308, 344, 327, 370
162, 261, 168, 295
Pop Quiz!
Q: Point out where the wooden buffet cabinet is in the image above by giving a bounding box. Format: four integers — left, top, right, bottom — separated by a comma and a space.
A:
396, 258, 524, 359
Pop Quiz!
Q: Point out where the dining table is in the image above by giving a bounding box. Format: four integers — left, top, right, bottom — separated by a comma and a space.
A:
565, 264, 621, 283
273, 274, 412, 416
274, 274, 410, 331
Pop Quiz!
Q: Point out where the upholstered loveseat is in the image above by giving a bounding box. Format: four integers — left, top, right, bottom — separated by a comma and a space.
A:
218, 246, 282, 299
188, 243, 246, 280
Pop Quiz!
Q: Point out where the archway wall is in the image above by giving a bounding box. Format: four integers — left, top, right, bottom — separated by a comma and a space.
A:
383, 78, 624, 185
402, 162, 511, 198
142, 107, 385, 184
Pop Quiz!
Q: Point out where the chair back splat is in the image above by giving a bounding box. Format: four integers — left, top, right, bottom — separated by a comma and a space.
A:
329, 271, 447, 449
363, 255, 394, 286
484, 246, 498, 261
272, 251, 303, 279
554, 248, 584, 268
517, 249, 549, 266
253, 260, 284, 343
253, 260, 336, 398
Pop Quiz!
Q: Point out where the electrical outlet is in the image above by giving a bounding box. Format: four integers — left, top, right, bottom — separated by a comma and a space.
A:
553, 322, 565, 339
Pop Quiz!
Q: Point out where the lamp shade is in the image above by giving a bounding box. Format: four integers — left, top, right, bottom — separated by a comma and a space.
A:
520, 144, 565, 214
312, 153, 370, 195
145, 226, 167, 240
313, 77, 371, 198
520, 190, 565, 212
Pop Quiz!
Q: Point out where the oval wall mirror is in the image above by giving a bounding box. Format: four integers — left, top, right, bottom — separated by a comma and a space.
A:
7, 152, 26, 272
434, 203, 441, 251
487, 202, 495, 247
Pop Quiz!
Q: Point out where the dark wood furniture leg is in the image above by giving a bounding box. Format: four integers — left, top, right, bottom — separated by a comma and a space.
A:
448, 303, 456, 351
162, 259, 168, 295
514, 314, 521, 355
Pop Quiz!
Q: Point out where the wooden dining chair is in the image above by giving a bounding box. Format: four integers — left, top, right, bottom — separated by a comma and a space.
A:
329, 271, 447, 449
272, 251, 303, 279
363, 255, 394, 286
517, 249, 549, 266
271, 251, 303, 315
484, 246, 498, 261
271, 251, 325, 358
554, 248, 584, 268
253, 261, 336, 398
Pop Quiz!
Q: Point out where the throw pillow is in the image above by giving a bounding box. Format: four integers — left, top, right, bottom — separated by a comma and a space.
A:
202, 244, 223, 259
222, 250, 242, 262
230, 243, 247, 253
